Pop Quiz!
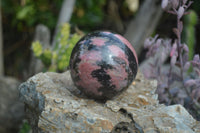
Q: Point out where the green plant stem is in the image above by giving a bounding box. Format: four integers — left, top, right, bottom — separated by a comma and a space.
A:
177, 16, 200, 111
176, 17, 190, 96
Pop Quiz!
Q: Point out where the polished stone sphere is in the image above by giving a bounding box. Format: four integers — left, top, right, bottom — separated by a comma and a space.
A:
70, 31, 138, 100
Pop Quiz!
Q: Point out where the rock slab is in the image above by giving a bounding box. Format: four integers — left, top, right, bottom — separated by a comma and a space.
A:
0, 76, 24, 133
18, 71, 200, 133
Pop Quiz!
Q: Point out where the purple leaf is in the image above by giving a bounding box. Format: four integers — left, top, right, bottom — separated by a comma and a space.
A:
193, 54, 200, 62
186, 1, 194, 9
171, 55, 177, 66
182, 52, 189, 65
191, 54, 200, 70
191, 61, 200, 68
184, 79, 196, 87
171, 0, 179, 9
161, 0, 169, 9
195, 69, 200, 77
179, 21, 183, 33
173, 28, 179, 38
183, 62, 190, 71
144, 38, 151, 48
182, 43, 189, 52
163, 39, 172, 48
192, 88, 200, 102
160, 51, 168, 63
177, 6, 185, 19
170, 43, 177, 57
156, 39, 162, 46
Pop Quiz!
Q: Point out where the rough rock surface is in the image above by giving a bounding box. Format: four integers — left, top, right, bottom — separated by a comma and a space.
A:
18, 70, 200, 133
0, 76, 24, 133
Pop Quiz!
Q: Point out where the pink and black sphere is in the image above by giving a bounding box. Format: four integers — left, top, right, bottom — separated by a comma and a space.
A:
70, 31, 138, 100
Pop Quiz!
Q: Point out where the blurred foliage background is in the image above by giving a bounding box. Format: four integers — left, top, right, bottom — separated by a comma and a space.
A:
32, 23, 81, 72
2, 0, 62, 30
1, 0, 141, 79
1, 0, 200, 132
2, 0, 200, 79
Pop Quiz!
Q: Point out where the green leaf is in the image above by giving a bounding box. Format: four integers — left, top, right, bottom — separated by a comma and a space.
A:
16, 5, 35, 20
60, 23, 70, 46
183, 10, 198, 60
41, 49, 52, 67
19, 121, 31, 133
32, 41, 43, 57
31, 23, 82, 72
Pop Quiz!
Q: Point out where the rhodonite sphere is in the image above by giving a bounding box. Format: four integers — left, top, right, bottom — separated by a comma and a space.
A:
70, 31, 138, 100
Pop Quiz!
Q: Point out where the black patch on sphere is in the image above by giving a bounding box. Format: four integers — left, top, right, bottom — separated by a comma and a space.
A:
96, 60, 113, 70
91, 67, 117, 99
91, 68, 111, 85
87, 43, 100, 51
